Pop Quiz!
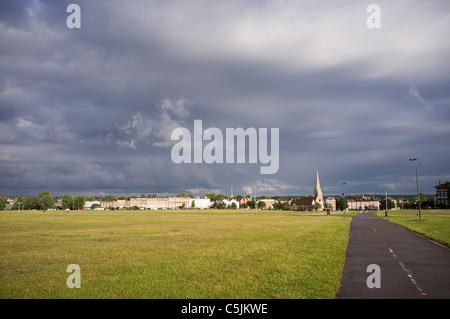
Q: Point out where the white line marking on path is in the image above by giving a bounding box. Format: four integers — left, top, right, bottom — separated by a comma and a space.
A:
388, 248, 427, 296
388, 248, 396, 258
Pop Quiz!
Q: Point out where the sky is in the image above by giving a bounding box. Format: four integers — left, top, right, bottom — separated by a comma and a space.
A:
1, 0, 449, 198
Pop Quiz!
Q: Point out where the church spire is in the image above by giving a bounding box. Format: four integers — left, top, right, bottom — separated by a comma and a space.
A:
313, 169, 324, 207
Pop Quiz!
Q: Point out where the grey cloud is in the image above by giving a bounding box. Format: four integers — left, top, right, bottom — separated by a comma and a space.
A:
0, 0, 449, 196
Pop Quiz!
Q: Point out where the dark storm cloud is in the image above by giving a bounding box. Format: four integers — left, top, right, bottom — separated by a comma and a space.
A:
1, 0, 449, 197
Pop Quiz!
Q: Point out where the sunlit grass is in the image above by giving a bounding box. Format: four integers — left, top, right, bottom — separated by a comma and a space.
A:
377, 209, 450, 247
0, 210, 351, 299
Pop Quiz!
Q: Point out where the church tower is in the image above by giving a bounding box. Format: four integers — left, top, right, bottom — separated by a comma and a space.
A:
313, 169, 324, 209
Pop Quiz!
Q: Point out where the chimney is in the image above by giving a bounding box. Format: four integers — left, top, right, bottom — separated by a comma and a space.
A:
439, 179, 443, 185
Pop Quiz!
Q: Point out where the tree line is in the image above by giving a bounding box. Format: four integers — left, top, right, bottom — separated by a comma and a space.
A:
1, 191, 90, 210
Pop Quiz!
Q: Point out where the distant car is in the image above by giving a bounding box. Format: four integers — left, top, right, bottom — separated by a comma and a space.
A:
424, 206, 431, 209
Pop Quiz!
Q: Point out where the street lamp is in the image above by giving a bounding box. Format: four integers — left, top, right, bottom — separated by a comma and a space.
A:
254, 184, 258, 215
341, 182, 347, 214
409, 157, 422, 220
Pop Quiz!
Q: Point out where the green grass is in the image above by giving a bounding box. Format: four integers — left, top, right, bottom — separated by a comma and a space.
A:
0, 210, 351, 299
377, 209, 450, 247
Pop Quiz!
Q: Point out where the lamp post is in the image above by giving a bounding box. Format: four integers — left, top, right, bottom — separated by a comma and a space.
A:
254, 184, 258, 215
385, 190, 388, 217
409, 157, 422, 220
342, 182, 347, 214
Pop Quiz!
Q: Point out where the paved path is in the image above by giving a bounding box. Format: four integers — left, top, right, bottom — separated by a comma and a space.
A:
336, 211, 450, 299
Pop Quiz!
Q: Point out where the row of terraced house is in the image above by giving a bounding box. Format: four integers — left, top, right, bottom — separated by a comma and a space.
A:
98, 197, 211, 210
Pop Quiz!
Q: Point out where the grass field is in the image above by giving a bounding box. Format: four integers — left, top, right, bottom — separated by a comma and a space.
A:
377, 209, 450, 247
0, 210, 351, 299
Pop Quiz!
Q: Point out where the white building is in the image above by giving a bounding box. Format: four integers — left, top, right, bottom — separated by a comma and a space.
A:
100, 197, 211, 210
84, 201, 101, 210
220, 199, 240, 209
189, 197, 211, 209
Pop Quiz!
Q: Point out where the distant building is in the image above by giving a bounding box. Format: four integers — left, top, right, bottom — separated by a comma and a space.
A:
290, 196, 315, 211
434, 180, 450, 207
259, 199, 276, 209
325, 197, 336, 211
5, 198, 15, 210
220, 199, 240, 209
239, 197, 252, 206
190, 197, 211, 209
84, 201, 101, 210
168, 197, 191, 209
100, 196, 210, 210
101, 199, 126, 209
55, 198, 63, 209
290, 170, 324, 211
313, 169, 324, 209
346, 195, 380, 211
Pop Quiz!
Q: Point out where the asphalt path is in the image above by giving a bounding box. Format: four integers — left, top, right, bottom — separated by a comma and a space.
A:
335, 211, 450, 299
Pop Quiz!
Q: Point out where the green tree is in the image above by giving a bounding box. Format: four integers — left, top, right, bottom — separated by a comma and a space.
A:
38, 191, 55, 210
380, 198, 395, 210
0, 197, 7, 210
281, 202, 290, 210
272, 201, 281, 210
62, 195, 74, 209
335, 197, 348, 211
417, 193, 428, 208
215, 194, 228, 201
211, 201, 226, 209
273, 201, 290, 211
21, 197, 32, 210
177, 193, 193, 198
103, 195, 117, 201
312, 202, 322, 211
40, 195, 55, 210
39, 191, 52, 198
257, 201, 266, 209
74, 196, 85, 210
